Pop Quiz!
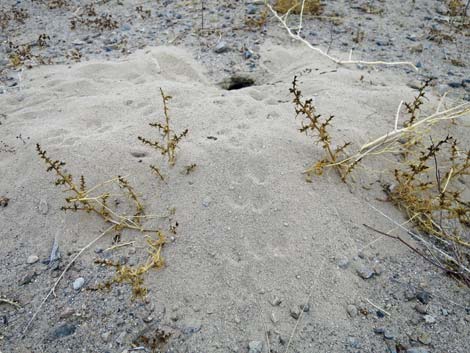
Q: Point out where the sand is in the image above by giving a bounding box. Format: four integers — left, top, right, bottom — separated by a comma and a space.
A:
1, 43, 469, 352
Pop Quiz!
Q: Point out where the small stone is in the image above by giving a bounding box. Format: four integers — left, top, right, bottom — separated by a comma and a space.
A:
414, 304, 428, 314
270, 296, 282, 306
356, 265, 374, 279
270, 312, 278, 324
101, 331, 111, 342
404, 289, 416, 301
59, 307, 75, 319
347, 337, 361, 349
247, 5, 258, 14
51, 324, 76, 339
202, 196, 212, 207
73, 277, 85, 290
214, 41, 229, 54
301, 303, 310, 312
416, 291, 431, 305
418, 333, 431, 345
19, 272, 36, 285
406, 348, 429, 353
423, 315, 436, 324
374, 327, 385, 334
347, 305, 358, 318
248, 340, 263, 353
373, 263, 384, 275
337, 257, 349, 269
384, 329, 396, 340
290, 306, 301, 320
27, 255, 39, 264
143, 316, 153, 323
38, 199, 49, 215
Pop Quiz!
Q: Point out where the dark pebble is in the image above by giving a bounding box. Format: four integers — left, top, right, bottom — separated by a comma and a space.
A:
51, 324, 76, 339
416, 291, 431, 305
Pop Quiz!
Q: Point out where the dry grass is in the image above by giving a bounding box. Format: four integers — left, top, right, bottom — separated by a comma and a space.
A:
274, 0, 323, 15
289, 77, 470, 283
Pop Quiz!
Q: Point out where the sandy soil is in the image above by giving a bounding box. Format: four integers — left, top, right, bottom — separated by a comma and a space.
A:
1, 1, 470, 353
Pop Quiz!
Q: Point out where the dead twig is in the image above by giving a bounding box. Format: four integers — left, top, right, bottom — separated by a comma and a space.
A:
264, 1, 417, 70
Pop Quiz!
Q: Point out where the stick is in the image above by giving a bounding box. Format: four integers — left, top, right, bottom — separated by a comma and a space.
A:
365, 298, 391, 316
0, 298, 21, 309
23, 225, 115, 335
264, 1, 417, 70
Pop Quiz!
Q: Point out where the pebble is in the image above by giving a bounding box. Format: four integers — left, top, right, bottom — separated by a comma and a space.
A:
418, 332, 431, 345
347, 336, 361, 349
290, 306, 301, 320
301, 303, 310, 312
337, 257, 349, 269
248, 341, 263, 353
59, 307, 75, 319
374, 327, 385, 334
27, 255, 39, 264
51, 324, 76, 339
356, 265, 374, 279
406, 348, 429, 353
423, 315, 436, 324
404, 289, 416, 301
270, 296, 282, 306
214, 41, 229, 54
384, 329, 397, 340
101, 331, 111, 342
373, 263, 384, 276
416, 291, 431, 305
270, 312, 278, 324
38, 199, 49, 215
202, 196, 212, 207
414, 303, 428, 314
247, 5, 258, 14
73, 277, 85, 290
347, 304, 358, 318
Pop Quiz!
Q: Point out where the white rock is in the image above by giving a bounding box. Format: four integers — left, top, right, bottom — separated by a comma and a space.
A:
27, 255, 39, 264
73, 277, 85, 290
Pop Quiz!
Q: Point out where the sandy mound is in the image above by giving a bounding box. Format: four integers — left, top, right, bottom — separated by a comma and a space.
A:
1, 44, 468, 352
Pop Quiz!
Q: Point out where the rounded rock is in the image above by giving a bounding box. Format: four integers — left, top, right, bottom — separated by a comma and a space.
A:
27, 255, 39, 264
73, 277, 85, 290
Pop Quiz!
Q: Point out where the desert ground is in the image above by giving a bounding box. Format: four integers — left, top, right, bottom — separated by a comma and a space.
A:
1, 1, 470, 353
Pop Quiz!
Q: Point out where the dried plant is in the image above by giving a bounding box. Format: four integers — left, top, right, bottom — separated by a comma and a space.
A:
245, 8, 269, 29
37, 33, 50, 48
448, 0, 466, 16
36, 144, 171, 297
47, 0, 68, 9
95, 232, 166, 298
138, 89, 188, 167
274, 0, 323, 15
290, 76, 355, 181
70, 5, 118, 31
136, 5, 151, 19
386, 136, 470, 281
184, 164, 197, 175
403, 79, 432, 127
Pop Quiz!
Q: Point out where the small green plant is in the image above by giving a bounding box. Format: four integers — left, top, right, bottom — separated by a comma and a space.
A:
290, 76, 355, 181
138, 88, 188, 167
